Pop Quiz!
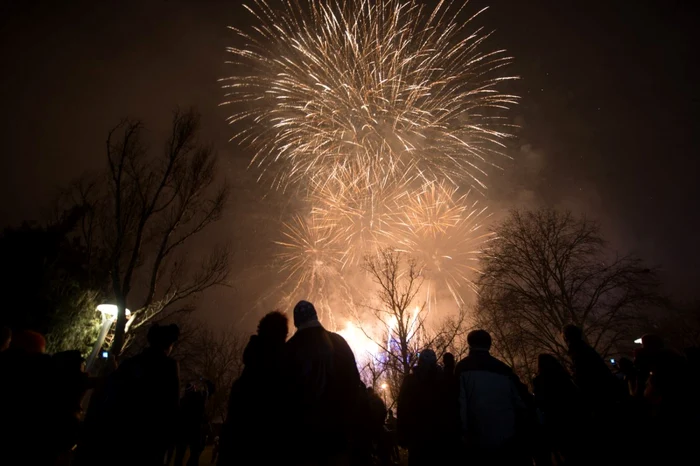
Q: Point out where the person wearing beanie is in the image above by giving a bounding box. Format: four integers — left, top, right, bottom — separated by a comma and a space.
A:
285, 300, 363, 466
292, 299, 321, 329
453, 329, 528, 465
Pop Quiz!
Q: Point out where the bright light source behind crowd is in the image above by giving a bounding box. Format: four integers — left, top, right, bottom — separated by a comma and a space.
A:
96, 304, 131, 319
634, 338, 643, 344
337, 321, 380, 364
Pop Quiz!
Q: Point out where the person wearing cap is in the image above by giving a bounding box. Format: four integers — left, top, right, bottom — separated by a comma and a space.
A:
454, 329, 528, 466
396, 349, 452, 466
285, 300, 363, 466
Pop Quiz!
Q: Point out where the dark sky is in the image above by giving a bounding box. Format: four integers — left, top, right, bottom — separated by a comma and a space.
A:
1, 0, 698, 327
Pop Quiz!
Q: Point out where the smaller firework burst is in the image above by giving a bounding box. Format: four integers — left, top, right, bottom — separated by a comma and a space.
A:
276, 213, 339, 278
309, 173, 411, 268
275, 214, 355, 326
392, 181, 494, 308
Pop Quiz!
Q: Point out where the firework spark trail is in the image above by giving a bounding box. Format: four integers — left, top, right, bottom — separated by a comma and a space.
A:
222, 0, 517, 194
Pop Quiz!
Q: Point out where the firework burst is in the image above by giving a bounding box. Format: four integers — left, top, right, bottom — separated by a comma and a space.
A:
222, 0, 517, 193
392, 181, 494, 308
309, 173, 413, 267
226, 0, 516, 324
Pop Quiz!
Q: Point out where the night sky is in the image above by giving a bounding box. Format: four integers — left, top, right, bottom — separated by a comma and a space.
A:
1, 0, 698, 328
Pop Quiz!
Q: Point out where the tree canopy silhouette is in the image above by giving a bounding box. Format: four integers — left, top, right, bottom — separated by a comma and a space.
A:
475, 208, 658, 379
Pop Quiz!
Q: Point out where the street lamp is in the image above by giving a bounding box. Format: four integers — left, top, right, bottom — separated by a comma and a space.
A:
380, 382, 388, 405
86, 304, 131, 372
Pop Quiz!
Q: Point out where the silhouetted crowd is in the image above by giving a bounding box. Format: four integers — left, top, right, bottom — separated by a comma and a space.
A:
1, 300, 699, 466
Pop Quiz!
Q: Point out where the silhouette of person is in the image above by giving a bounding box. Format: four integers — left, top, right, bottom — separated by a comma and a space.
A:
440, 350, 461, 463
562, 325, 618, 408
218, 311, 289, 466
102, 323, 180, 466
385, 409, 399, 459
397, 349, 452, 466
175, 381, 213, 466
533, 353, 586, 465
616, 357, 636, 396
47, 350, 92, 464
366, 386, 388, 463
0, 330, 52, 466
442, 352, 455, 377
367, 386, 388, 435
633, 333, 668, 399
640, 339, 697, 465
454, 330, 528, 466
562, 325, 627, 465
285, 300, 363, 466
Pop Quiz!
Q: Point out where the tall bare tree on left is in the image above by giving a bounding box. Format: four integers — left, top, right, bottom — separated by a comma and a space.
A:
64, 108, 230, 357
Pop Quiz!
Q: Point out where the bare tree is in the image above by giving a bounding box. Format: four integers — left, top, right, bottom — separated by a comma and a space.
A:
362, 248, 470, 399
476, 209, 659, 379
66, 108, 230, 356
474, 288, 539, 381
177, 324, 245, 423
359, 355, 386, 389
363, 249, 427, 377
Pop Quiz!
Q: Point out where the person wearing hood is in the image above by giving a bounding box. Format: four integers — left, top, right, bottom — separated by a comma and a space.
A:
217, 311, 289, 466
285, 300, 363, 466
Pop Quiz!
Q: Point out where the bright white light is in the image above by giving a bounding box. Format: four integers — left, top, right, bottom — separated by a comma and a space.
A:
634, 338, 643, 344
337, 321, 380, 363
96, 304, 131, 319
381, 383, 388, 390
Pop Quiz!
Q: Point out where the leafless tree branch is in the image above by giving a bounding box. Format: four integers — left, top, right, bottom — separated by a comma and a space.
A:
62, 108, 231, 356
